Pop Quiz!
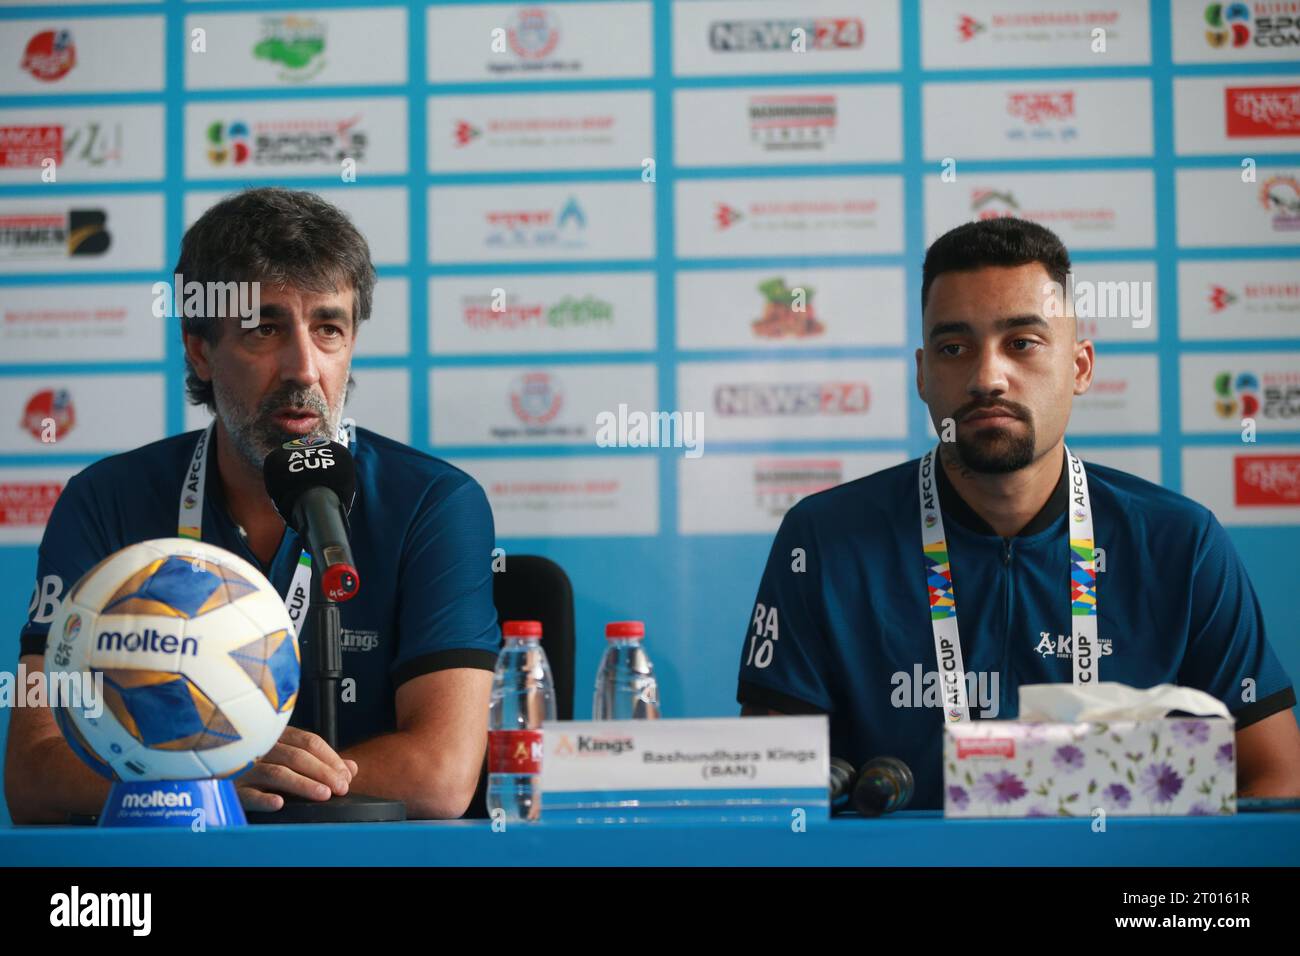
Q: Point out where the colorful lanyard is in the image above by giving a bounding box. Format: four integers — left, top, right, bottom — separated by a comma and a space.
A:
919, 444, 1098, 724
177, 420, 352, 636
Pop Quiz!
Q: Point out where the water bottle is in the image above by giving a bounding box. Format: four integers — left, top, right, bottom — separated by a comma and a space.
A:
487, 620, 556, 822
592, 620, 661, 720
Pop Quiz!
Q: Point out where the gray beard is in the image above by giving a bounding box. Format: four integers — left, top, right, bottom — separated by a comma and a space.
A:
213, 379, 340, 473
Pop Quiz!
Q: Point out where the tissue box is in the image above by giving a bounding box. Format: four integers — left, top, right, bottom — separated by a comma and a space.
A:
943, 718, 1237, 818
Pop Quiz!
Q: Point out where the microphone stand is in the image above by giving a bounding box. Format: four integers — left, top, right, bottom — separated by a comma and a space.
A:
246, 556, 406, 824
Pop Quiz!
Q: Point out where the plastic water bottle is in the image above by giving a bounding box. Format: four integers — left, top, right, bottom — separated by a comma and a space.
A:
592, 620, 661, 720
487, 620, 556, 822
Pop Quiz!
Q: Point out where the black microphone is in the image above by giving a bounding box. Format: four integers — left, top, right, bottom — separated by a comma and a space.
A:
829, 757, 856, 813
851, 756, 914, 817
263, 436, 360, 602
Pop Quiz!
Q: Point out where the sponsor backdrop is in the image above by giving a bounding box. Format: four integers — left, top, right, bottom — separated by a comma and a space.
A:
1, 0, 1299, 819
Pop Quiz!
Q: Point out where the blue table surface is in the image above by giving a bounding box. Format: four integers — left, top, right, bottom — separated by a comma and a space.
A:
2, 811, 1298, 866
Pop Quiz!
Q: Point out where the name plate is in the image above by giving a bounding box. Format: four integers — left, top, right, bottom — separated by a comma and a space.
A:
539, 716, 828, 821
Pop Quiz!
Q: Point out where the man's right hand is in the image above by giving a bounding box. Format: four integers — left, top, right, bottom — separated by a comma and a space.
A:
235, 727, 358, 812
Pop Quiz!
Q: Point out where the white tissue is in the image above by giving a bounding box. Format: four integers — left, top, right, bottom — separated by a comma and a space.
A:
1017, 681, 1232, 722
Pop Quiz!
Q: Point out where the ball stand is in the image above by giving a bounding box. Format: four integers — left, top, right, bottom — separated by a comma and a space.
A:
99, 779, 245, 828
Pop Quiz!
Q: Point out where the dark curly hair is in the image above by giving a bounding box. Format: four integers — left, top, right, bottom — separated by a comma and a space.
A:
175, 187, 376, 411
921, 217, 1071, 314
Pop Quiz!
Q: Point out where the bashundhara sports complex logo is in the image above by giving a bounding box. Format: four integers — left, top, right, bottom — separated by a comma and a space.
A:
206, 121, 250, 165
1204, 2, 1252, 47
1214, 371, 1261, 419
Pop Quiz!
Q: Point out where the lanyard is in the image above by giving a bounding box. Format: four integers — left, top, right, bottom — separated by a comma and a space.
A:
177, 420, 352, 636
919, 444, 1097, 724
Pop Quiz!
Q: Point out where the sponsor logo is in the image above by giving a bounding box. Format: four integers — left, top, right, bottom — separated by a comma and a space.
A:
0, 126, 61, 168
1258, 174, 1300, 230
0, 481, 62, 528
956, 8, 1120, 43
1226, 84, 1300, 136
971, 188, 1117, 230
509, 7, 560, 59
708, 17, 864, 52
453, 111, 617, 150
1235, 453, 1300, 504
747, 94, 837, 151
1213, 369, 1300, 419
206, 121, 249, 165
554, 734, 635, 756
253, 15, 327, 81
1216, 369, 1262, 418
485, 195, 587, 250
958, 15, 986, 40
60, 122, 124, 168
121, 790, 191, 809
714, 382, 870, 417
2, 122, 125, 171
1005, 90, 1079, 143
712, 196, 878, 233
22, 388, 75, 439
1207, 279, 1300, 315
1204, 1, 1300, 49
752, 277, 824, 339
0, 209, 110, 259
488, 476, 623, 504
462, 293, 613, 330
205, 115, 366, 167
1034, 632, 1113, 659
21, 29, 75, 82
491, 8, 580, 74
1208, 284, 1237, 312
339, 628, 379, 652
96, 628, 199, 656
509, 371, 562, 425
753, 458, 842, 516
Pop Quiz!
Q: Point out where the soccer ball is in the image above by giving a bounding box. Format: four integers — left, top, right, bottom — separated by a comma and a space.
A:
44, 538, 300, 782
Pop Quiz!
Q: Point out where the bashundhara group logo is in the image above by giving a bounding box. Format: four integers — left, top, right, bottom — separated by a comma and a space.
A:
1204, 2, 1252, 47
1214, 370, 1261, 419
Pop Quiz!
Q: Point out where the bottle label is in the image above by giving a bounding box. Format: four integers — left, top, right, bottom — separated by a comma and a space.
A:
489, 729, 543, 774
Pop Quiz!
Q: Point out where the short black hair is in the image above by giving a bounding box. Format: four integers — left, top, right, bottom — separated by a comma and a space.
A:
175, 187, 376, 411
921, 218, 1071, 314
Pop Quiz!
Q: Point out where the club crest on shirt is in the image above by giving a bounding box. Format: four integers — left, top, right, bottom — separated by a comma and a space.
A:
1036, 632, 1113, 659
339, 628, 378, 652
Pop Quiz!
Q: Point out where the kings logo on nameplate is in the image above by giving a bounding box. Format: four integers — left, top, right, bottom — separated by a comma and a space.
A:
540, 716, 828, 821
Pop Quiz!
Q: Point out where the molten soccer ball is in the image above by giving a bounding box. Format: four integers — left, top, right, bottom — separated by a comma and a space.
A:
44, 538, 300, 781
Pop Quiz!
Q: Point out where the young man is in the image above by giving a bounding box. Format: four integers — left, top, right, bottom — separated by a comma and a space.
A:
6, 188, 500, 823
737, 217, 1300, 809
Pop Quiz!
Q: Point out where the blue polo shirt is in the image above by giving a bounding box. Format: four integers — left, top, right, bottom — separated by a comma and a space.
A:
737, 452, 1295, 810
19, 426, 501, 750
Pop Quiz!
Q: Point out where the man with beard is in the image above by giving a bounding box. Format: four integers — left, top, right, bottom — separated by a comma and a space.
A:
7, 188, 499, 823
737, 218, 1300, 808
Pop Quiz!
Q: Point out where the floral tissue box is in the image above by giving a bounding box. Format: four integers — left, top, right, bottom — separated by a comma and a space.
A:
943, 718, 1236, 818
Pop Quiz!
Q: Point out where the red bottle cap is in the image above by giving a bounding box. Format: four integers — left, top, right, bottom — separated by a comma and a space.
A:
502, 620, 543, 639
605, 621, 644, 640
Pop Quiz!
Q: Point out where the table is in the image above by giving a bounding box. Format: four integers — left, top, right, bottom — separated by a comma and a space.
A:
2, 811, 1297, 866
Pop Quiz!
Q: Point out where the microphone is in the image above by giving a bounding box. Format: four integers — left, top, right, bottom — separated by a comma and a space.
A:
263, 436, 360, 602
829, 757, 856, 813
851, 756, 914, 817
